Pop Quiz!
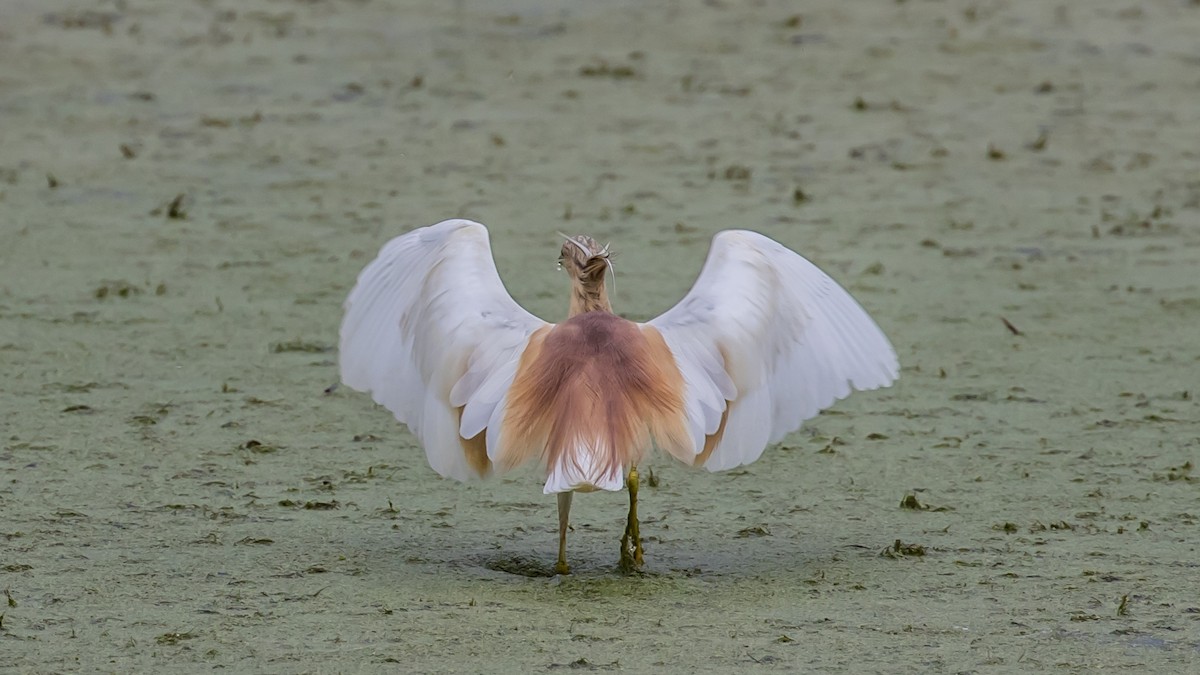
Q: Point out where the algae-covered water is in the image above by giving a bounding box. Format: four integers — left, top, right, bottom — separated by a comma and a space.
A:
2, 0, 1198, 672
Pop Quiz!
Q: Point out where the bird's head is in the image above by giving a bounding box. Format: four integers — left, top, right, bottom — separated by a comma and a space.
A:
558, 233, 615, 315
557, 234, 612, 284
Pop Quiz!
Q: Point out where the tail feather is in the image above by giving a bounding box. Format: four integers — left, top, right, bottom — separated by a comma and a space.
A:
543, 441, 625, 493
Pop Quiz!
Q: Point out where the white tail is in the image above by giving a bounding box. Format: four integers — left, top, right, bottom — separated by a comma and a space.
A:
543, 441, 625, 494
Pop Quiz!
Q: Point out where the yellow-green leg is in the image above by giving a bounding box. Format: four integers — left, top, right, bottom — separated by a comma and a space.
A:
618, 466, 644, 572
555, 492, 572, 575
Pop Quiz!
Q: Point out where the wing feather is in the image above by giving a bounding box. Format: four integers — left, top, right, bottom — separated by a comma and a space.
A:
646, 230, 898, 472
339, 219, 549, 480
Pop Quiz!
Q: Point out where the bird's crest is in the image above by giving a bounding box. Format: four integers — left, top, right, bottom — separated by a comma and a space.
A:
557, 233, 616, 295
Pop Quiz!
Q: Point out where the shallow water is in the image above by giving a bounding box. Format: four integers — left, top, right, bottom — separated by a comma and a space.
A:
3, 0, 1199, 672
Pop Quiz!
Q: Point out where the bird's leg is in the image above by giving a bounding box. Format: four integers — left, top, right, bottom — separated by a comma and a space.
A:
555, 491, 573, 575
619, 465, 644, 572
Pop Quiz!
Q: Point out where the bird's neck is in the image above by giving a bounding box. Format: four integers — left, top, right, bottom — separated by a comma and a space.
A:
568, 277, 611, 317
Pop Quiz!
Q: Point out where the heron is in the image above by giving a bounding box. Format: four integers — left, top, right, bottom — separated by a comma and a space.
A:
339, 219, 898, 574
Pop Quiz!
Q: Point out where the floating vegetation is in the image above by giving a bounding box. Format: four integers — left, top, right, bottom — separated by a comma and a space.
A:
881, 540, 925, 558
1029, 520, 1073, 532
484, 555, 556, 578
548, 657, 620, 670
721, 164, 751, 181
241, 439, 280, 454
93, 280, 142, 299
899, 493, 953, 512
1100, 204, 1177, 237
1154, 461, 1193, 482
578, 60, 637, 79
149, 193, 188, 220
156, 632, 196, 645
270, 339, 332, 354
815, 436, 845, 454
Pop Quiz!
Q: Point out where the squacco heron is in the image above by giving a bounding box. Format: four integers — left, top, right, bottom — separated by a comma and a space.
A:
339, 219, 898, 574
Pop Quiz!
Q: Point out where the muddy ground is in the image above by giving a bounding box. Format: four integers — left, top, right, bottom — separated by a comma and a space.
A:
2, 0, 1199, 672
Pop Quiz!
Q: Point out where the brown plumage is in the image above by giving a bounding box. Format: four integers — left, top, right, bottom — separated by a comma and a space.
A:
498, 314, 692, 489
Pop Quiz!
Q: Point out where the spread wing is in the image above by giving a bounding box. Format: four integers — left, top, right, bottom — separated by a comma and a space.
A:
339, 219, 550, 481
645, 230, 898, 472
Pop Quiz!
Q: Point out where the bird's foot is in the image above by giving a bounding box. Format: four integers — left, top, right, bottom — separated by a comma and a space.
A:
618, 467, 644, 573
618, 525, 645, 573
554, 560, 571, 576
618, 532, 638, 573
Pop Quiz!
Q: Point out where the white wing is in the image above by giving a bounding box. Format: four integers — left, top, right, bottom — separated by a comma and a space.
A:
645, 230, 898, 472
339, 219, 549, 480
